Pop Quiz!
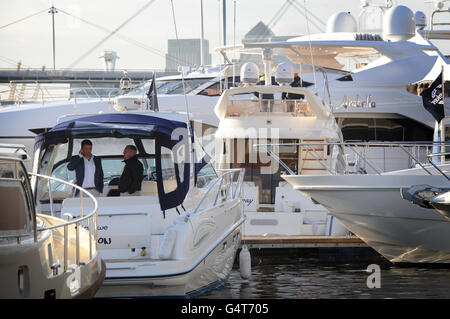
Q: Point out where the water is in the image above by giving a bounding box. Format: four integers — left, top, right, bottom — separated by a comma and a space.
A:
198, 258, 450, 299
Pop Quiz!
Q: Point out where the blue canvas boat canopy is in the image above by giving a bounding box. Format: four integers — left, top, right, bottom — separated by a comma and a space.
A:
34, 113, 194, 212
34, 113, 187, 151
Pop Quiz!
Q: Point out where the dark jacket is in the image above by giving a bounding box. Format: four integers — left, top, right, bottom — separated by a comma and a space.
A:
282, 76, 305, 100
67, 155, 104, 194
119, 155, 144, 194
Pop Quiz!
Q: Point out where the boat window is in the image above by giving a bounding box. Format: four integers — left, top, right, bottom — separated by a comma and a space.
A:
196, 163, 218, 188
198, 82, 221, 96
338, 118, 433, 141
336, 75, 353, 82
141, 139, 155, 155
0, 162, 15, 178
72, 138, 136, 157
198, 77, 241, 96
125, 78, 213, 96
161, 147, 177, 193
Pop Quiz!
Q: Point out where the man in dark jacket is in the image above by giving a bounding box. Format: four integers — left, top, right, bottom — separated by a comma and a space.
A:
67, 139, 104, 196
119, 145, 144, 196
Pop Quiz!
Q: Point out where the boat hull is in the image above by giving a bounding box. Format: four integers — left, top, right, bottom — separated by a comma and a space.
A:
283, 171, 450, 264
95, 225, 242, 298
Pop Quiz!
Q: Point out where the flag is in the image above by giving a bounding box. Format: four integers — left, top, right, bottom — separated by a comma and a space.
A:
147, 72, 158, 111
421, 72, 445, 123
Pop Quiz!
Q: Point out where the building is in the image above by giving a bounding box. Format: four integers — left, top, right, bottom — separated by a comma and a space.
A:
165, 39, 212, 72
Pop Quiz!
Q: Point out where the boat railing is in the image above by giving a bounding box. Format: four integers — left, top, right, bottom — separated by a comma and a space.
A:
431, 9, 450, 30
191, 168, 245, 216
0, 81, 132, 106
256, 141, 450, 177
225, 98, 314, 117
30, 173, 99, 273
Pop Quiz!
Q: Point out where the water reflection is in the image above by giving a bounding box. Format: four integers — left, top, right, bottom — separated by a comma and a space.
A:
198, 258, 450, 299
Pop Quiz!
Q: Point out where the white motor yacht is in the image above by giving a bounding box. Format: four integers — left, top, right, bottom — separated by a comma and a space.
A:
283, 156, 450, 264
0, 144, 105, 298
213, 59, 349, 237
32, 112, 245, 297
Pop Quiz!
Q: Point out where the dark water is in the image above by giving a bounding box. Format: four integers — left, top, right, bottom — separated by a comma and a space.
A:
197, 256, 450, 299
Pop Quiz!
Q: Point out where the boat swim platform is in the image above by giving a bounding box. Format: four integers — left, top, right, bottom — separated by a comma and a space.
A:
241, 235, 366, 249
238, 236, 387, 264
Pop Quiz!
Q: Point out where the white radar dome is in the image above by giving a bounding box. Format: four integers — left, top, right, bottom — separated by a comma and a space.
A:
414, 11, 427, 30
240, 62, 260, 85
326, 12, 357, 33
383, 5, 416, 41
275, 62, 294, 85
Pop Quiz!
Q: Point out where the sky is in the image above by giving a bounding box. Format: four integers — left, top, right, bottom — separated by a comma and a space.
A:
0, 0, 448, 71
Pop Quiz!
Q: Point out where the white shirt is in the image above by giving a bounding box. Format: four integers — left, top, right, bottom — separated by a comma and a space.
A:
81, 155, 96, 188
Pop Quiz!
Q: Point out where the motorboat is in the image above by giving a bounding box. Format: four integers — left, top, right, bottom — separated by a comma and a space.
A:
0, 144, 105, 298
32, 112, 245, 297
212, 58, 349, 237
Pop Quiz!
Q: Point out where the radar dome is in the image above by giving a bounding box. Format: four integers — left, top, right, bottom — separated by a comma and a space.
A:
326, 12, 357, 33
275, 62, 294, 85
414, 11, 427, 30
383, 5, 416, 41
240, 62, 260, 85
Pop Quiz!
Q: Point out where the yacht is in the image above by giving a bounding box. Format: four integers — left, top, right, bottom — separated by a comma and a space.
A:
213, 60, 349, 237
282, 148, 450, 264
0, 67, 231, 157
32, 112, 245, 297
217, 4, 450, 150
0, 144, 105, 298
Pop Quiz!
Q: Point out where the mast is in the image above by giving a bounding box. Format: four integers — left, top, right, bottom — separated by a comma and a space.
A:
49, 5, 58, 71
200, 0, 206, 71
223, 0, 226, 47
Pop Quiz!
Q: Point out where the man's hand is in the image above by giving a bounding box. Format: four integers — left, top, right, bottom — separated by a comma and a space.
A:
79, 149, 84, 156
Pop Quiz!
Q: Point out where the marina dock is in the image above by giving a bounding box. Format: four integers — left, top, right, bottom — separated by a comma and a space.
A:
242, 235, 366, 249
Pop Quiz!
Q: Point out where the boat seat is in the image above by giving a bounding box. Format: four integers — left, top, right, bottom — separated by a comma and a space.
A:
141, 181, 158, 196
0, 181, 29, 233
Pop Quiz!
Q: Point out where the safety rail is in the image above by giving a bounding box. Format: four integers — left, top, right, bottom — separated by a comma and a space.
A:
225, 98, 314, 117
0, 81, 143, 106
255, 141, 450, 177
30, 173, 98, 271
431, 9, 450, 30
191, 168, 244, 216
427, 151, 450, 181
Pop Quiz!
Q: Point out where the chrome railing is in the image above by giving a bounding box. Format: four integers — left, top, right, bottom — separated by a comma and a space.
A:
30, 173, 98, 271
0, 81, 144, 106
191, 168, 244, 216
256, 141, 450, 177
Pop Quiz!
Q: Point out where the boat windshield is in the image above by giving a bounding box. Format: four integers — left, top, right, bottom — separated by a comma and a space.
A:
37, 137, 177, 202
126, 78, 215, 96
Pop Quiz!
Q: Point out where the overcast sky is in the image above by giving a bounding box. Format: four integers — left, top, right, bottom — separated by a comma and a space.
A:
0, 0, 448, 70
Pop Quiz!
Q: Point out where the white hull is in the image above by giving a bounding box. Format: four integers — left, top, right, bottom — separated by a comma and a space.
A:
97, 226, 241, 298
62, 195, 245, 298
283, 166, 450, 263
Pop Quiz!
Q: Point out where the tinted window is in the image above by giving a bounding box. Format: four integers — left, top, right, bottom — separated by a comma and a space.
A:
338, 118, 433, 141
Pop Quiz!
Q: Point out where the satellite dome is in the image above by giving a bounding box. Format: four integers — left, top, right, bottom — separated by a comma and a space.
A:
383, 5, 416, 41
240, 62, 260, 85
275, 62, 294, 85
414, 11, 427, 30
326, 12, 357, 33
